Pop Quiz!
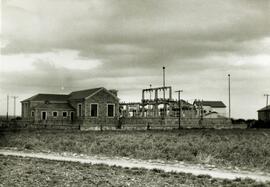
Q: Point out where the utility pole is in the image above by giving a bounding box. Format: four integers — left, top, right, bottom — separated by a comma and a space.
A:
264, 94, 270, 106
6, 95, 9, 120
175, 90, 183, 129
148, 84, 152, 117
200, 99, 204, 120
228, 74, 231, 119
163, 67, 165, 89
12, 96, 18, 118
149, 84, 152, 100
162, 66, 166, 117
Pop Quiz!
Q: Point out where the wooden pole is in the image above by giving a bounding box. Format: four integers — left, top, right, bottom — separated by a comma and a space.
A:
175, 90, 183, 129
12, 96, 18, 118
6, 95, 9, 120
228, 74, 231, 119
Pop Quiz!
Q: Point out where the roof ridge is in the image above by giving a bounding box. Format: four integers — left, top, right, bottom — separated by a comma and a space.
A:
37, 93, 69, 95
68, 87, 105, 100
21, 93, 70, 102
258, 105, 270, 111
69, 87, 103, 94
203, 100, 223, 102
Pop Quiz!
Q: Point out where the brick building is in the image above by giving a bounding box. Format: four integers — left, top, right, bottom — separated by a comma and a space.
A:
21, 87, 119, 128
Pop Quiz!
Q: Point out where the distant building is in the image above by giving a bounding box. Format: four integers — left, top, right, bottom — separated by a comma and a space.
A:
203, 111, 220, 119
21, 87, 119, 128
258, 105, 270, 122
193, 100, 227, 118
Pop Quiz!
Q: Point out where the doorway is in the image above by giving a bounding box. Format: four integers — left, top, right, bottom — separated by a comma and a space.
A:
70, 112, 74, 122
41, 111, 47, 120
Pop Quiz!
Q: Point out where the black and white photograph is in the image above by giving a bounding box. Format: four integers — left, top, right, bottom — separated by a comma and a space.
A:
0, 0, 270, 186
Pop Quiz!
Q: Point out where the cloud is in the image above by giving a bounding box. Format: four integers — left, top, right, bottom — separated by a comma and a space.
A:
2, 0, 269, 56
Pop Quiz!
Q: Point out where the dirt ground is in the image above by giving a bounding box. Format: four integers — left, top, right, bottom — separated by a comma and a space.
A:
1, 154, 269, 187
1, 148, 270, 183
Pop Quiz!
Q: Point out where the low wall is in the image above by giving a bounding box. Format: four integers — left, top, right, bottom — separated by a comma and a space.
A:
120, 117, 234, 130
0, 119, 80, 131
80, 117, 119, 131
1, 117, 244, 131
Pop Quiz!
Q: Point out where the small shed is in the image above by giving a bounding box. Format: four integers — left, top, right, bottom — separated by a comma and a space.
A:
258, 105, 270, 122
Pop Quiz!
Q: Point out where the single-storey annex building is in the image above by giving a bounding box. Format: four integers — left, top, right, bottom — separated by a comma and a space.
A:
21, 87, 119, 129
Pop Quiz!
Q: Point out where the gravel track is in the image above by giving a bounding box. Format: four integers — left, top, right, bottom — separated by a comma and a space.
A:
1, 148, 270, 183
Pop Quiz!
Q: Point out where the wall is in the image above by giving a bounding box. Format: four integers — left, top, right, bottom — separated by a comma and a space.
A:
202, 106, 212, 113
68, 99, 85, 118
213, 108, 227, 117
119, 117, 234, 130
21, 100, 70, 119
35, 108, 74, 121
80, 117, 119, 130
3, 116, 245, 131
81, 89, 119, 130
201, 106, 226, 117
7, 119, 79, 130
258, 111, 270, 122
21, 102, 31, 119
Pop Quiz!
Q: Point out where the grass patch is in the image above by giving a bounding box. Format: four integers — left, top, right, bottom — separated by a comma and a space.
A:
1, 155, 269, 187
1, 129, 270, 171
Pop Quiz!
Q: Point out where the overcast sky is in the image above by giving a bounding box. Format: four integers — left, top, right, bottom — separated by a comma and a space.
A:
1, 0, 270, 119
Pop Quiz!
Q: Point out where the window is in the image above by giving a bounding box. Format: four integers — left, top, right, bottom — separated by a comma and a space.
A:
62, 111, 67, 118
107, 104, 115, 117
90, 104, 98, 117
31, 111, 35, 117
132, 109, 136, 117
77, 104, 82, 117
53, 111, 58, 117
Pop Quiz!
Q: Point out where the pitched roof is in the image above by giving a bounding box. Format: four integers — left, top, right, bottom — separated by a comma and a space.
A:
68, 87, 103, 100
194, 100, 226, 108
258, 105, 270, 112
22, 94, 69, 102
181, 100, 193, 107
171, 100, 193, 108
22, 87, 119, 102
33, 103, 75, 110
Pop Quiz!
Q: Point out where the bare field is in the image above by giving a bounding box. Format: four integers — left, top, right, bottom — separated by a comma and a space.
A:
1, 129, 270, 172
1, 155, 269, 187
